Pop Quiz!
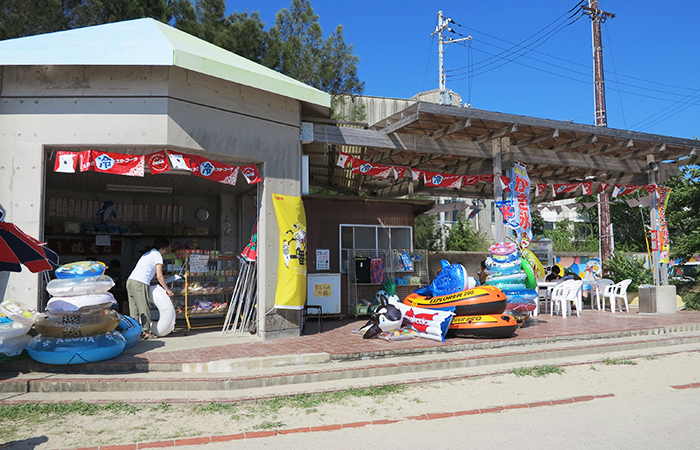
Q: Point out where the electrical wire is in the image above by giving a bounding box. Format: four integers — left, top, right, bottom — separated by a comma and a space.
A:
421, 16, 438, 93
603, 21, 628, 130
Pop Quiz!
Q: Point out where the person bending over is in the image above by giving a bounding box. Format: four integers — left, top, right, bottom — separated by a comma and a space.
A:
126, 238, 173, 340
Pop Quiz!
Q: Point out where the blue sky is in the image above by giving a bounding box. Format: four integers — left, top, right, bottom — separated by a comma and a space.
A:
226, 1, 699, 140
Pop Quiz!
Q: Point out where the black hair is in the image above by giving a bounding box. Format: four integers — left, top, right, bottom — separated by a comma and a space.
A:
152, 237, 170, 251
109, 259, 121, 268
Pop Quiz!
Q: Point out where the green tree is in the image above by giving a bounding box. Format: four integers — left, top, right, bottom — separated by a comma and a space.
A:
667, 166, 700, 260
544, 218, 598, 253
444, 217, 489, 252
414, 214, 441, 251
0, 0, 68, 40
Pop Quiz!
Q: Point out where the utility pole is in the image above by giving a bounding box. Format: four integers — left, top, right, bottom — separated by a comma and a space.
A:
431, 11, 471, 105
582, 1, 615, 265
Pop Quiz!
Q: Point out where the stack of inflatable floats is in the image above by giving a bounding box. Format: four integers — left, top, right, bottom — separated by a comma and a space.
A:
483, 242, 539, 323
358, 258, 520, 341
26, 261, 170, 365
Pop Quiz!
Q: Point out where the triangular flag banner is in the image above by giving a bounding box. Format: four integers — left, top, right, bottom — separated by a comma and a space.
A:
599, 183, 610, 193
54, 151, 79, 173
351, 158, 393, 178
625, 198, 640, 207
581, 182, 593, 195
536, 183, 547, 197
641, 184, 656, 193
500, 176, 511, 191
146, 150, 171, 174
612, 185, 641, 197
80, 150, 145, 177
393, 166, 407, 179
463, 175, 480, 186
638, 195, 653, 208
423, 171, 463, 188
189, 155, 239, 185
582, 202, 597, 208
479, 174, 494, 183
168, 152, 192, 171
241, 164, 262, 184
337, 151, 351, 168
411, 169, 422, 181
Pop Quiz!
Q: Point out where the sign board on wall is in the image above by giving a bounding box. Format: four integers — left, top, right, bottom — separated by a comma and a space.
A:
316, 249, 330, 271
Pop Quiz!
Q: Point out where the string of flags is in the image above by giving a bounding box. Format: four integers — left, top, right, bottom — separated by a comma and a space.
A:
338, 151, 661, 198
54, 149, 262, 186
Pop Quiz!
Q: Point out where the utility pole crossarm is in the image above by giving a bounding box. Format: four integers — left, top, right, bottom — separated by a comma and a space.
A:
432, 10, 471, 105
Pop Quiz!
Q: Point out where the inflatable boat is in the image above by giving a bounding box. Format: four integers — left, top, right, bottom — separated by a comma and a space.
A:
448, 314, 519, 339
403, 285, 507, 316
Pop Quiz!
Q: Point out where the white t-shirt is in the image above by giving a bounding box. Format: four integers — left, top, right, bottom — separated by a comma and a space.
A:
128, 249, 163, 285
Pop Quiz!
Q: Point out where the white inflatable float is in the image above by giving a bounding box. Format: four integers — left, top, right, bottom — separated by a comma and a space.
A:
46, 292, 117, 312
150, 285, 176, 336
47, 275, 115, 297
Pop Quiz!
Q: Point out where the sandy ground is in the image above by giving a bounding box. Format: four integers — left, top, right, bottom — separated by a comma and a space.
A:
3, 350, 699, 450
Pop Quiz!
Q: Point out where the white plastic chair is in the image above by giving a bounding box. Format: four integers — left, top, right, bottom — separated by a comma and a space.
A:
550, 280, 583, 318
594, 279, 614, 311
601, 279, 632, 313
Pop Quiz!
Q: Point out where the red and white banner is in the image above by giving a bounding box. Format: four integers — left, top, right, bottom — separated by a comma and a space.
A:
80, 150, 145, 177
552, 183, 581, 197
146, 150, 171, 174
581, 182, 593, 195
423, 171, 463, 188
188, 155, 239, 186
479, 174, 494, 183
54, 151, 79, 173
536, 183, 547, 197
336, 151, 351, 168
240, 164, 262, 184
351, 158, 393, 178
393, 166, 407, 179
462, 175, 480, 186
599, 183, 610, 193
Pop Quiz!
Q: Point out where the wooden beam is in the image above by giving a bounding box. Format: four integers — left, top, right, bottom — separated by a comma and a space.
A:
585, 139, 633, 156
511, 146, 646, 172
515, 129, 559, 147
429, 118, 471, 139
550, 134, 598, 152
475, 124, 518, 144
380, 112, 421, 135
312, 124, 493, 158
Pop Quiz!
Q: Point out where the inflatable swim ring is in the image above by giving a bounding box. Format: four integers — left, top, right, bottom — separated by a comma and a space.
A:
521, 248, 546, 280
490, 282, 527, 293
485, 257, 523, 271
403, 285, 507, 316
0, 334, 33, 357
490, 251, 521, 264
27, 330, 126, 365
489, 242, 518, 256
150, 285, 176, 337
55, 261, 107, 279
448, 314, 518, 339
115, 313, 141, 348
0, 300, 39, 328
34, 309, 119, 338
520, 258, 537, 289
47, 275, 115, 297
486, 272, 526, 285
46, 292, 117, 312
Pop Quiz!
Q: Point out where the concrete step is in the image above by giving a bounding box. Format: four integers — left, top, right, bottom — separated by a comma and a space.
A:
2, 330, 700, 405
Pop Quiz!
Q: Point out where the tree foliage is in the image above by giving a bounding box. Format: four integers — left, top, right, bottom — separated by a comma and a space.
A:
444, 217, 489, 252
414, 214, 441, 251
666, 167, 700, 260
0, 0, 364, 97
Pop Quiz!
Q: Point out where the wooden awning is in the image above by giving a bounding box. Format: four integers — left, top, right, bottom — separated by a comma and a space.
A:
304, 101, 698, 203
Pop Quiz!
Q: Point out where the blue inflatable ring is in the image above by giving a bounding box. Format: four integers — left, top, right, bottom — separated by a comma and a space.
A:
55, 261, 107, 280
27, 330, 126, 365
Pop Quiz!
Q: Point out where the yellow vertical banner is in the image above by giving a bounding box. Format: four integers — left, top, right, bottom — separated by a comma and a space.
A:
272, 193, 307, 310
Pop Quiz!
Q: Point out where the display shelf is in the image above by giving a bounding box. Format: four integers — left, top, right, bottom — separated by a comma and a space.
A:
347, 249, 428, 318
164, 254, 238, 331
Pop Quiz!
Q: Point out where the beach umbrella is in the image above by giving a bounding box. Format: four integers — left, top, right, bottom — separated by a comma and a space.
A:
0, 213, 59, 273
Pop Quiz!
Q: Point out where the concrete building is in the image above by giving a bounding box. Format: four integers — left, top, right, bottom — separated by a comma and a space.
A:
0, 18, 330, 340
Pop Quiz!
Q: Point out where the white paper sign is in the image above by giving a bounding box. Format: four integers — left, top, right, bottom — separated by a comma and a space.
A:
316, 249, 330, 271
189, 254, 210, 273
95, 235, 111, 246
